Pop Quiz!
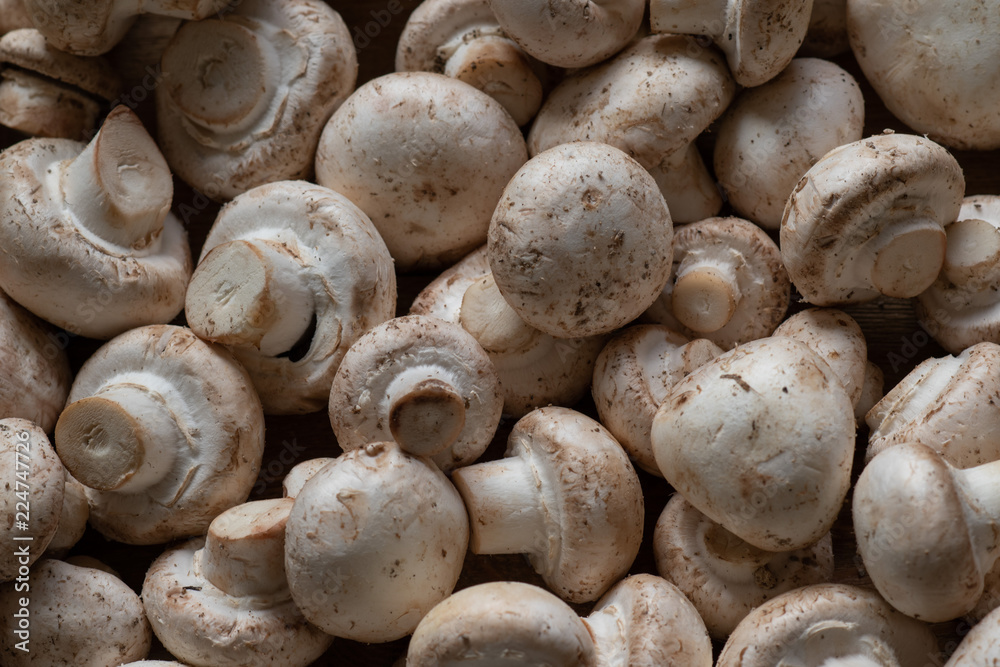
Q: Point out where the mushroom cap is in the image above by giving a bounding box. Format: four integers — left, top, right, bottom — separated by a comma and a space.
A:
156, 0, 357, 201
645, 216, 791, 349
847, 0, 1000, 150
485, 0, 644, 68
285, 441, 469, 642
945, 603, 1000, 665
56, 325, 265, 544
395, 0, 508, 73
591, 324, 723, 475
0, 28, 121, 99
799, 0, 849, 57
187, 181, 396, 415
716, 583, 938, 666
714, 57, 865, 229
781, 133, 963, 305
0, 559, 152, 666
488, 141, 673, 338
42, 471, 89, 558
0, 419, 63, 581
329, 315, 502, 470
652, 336, 855, 551
315, 71, 527, 272
281, 457, 335, 499
410, 245, 492, 324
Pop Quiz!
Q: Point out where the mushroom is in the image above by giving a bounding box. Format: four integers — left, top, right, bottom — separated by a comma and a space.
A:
315, 71, 527, 272
143, 498, 333, 667
42, 472, 89, 558
527, 34, 735, 224
285, 441, 469, 642
328, 315, 502, 470
799, 0, 849, 57
714, 57, 865, 230
0, 28, 120, 140
645, 216, 790, 349
54, 325, 266, 545
591, 324, 723, 475
0, 419, 63, 582
855, 360, 885, 423
451, 406, 644, 603
407, 581, 598, 666
649, 0, 814, 87
781, 132, 964, 305
0, 558, 152, 666
156, 0, 357, 201
489, 141, 673, 339
865, 342, 1000, 468
853, 441, 1000, 622
281, 458, 334, 499
945, 603, 1000, 665
716, 583, 938, 666
651, 336, 855, 552
395, 0, 544, 126
0, 0, 31, 34
185, 180, 397, 415
485, 0, 644, 68
0, 104, 191, 339
653, 493, 834, 639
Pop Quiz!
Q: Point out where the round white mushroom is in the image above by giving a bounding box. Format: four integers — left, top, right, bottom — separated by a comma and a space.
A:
945, 603, 1000, 665
42, 471, 89, 559
281, 458, 335, 500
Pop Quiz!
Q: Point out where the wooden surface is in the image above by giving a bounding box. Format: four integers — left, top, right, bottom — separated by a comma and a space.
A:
23, 1, 1000, 664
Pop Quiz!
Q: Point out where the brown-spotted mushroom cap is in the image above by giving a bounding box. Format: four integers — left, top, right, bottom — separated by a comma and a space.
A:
451, 406, 644, 603
42, 471, 89, 558
142, 498, 333, 667
854, 442, 1000, 622
799, 0, 849, 57
0, 105, 191, 339
285, 441, 469, 642
407, 581, 597, 666
945, 603, 1000, 665
716, 583, 938, 666
652, 337, 855, 552
0, 419, 63, 581
781, 132, 964, 305
714, 57, 865, 230
329, 315, 502, 470
281, 458, 334, 499
653, 493, 834, 640
316, 71, 527, 272
489, 141, 673, 338
54, 325, 265, 545
592, 324, 723, 475
396, 0, 544, 126
156, 0, 357, 202
865, 342, 1000, 468
583, 573, 713, 667
527, 34, 735, 225
185, 180, 396, 415
0, 559, 152, 666
645, 216, 790, 349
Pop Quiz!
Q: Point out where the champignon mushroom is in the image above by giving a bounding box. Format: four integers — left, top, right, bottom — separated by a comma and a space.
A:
451, 406, 644, 603
156, 0, 357, 201
329, 315, 502, 470
0, 559, 152, 666
653, 493, 834, 639
645, 217, 790, 349
143, 498, 333, 667
854, 441, 1000, 622
652, 337, 855, 552
42, 472, 89, 558
285, 441, 469, 642
649, 0, 814, 87
855, 360, 885, 423
591, 324, 723, 475
716, 583, 938, 666
281, 458, 334, 499
0, 104, 191, 339
714, 57, 865, 230
54, 325, 265, 545
799, 0, 849, 57
185, 180, 396, 415
945, 603, 1000, 665
781, 132, 964, 305
315, 71, 527, 272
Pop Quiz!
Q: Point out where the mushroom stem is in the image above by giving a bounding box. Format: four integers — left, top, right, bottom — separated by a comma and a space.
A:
460, 274, 542, 354
59, 105, 172, 249
185, 239, 315, 357
868, 218, 947, 298
649, 0, 728, 37
672, 260, 742, 333
942, 218, 1000, 290
384, 367, 467, 458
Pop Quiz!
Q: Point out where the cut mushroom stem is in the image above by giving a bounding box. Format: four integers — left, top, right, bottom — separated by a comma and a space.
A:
869, 219, 948, 298
386, 373, 467, 458
460, 273, 541, 354
942, 217, 1000, 289
200, 498, 292, 598
672, 265, 741, 333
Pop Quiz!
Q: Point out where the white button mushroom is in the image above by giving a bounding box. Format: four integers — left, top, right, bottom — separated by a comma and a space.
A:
41, 471, 89, 559
142, 498, 334, 667
451, 406, 644, 603
855, 360, 885, 423
945, 603, 1000, 665
781, 132, 964, 305
328, 315, 502, 470
54, 325, 266, 545
284, 441, 469, 642
315, 71, 528, 272
281, 458, 335, 499
156, 0, 357, 201
185, 180, 396, 415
